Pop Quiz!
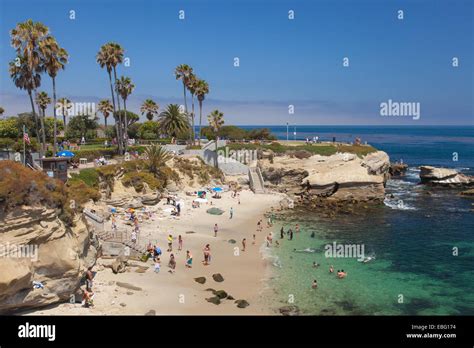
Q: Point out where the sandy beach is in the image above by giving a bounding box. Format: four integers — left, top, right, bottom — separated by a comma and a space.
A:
28, 189, 284, 315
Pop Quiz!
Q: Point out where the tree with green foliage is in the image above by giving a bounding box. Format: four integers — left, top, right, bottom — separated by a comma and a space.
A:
98, 99, 113, 130
0, 118, 20, 138
39, 35, 68, 154
138, 121, 159, 140
157, 104, 190, 141
144, 144, 172, 175
207, 109, 225, 168
65, 115, 99, 141
140, 99, 159, 121
35, 91, 51, 151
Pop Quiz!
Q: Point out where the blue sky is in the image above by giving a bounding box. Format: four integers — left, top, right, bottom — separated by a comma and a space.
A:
0, 0, 472, 125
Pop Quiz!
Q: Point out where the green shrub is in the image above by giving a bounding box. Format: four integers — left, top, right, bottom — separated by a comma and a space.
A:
122, 171, 163, 192
70, 168, 100, 187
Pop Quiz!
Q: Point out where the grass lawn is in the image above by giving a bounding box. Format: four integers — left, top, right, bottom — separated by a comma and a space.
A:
221, 141, 377, 157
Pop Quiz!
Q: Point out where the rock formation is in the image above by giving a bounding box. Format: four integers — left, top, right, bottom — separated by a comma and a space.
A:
0, 208, 96, 313
259, 151, 391, 205
420, 166, 474, 187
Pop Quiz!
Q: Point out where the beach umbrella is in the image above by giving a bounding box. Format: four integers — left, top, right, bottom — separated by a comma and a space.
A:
212, 187, 223, 192
57, 150, 75, 157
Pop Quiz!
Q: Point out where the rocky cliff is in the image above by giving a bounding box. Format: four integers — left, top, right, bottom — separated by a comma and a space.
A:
260, 151, 391, 206
420, 166, 474, 187
0, 207, 96, 313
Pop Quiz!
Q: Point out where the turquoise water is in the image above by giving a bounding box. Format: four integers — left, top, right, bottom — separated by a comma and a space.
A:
260, 126, 474, 315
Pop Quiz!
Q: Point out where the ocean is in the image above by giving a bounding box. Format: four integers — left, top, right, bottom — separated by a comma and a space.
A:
247, 125, 474, 315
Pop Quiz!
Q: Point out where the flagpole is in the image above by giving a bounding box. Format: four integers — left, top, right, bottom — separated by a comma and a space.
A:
23, 125, 26, 166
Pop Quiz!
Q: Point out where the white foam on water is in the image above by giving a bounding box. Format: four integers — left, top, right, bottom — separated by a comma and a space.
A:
383, 198, 417, 210
259, 242, 282, 268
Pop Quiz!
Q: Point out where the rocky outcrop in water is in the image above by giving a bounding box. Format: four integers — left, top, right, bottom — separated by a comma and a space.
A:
259, 151, 390, 207
0, 208, 96, 313
389, 163, 408, 176
420, 166, 474, 187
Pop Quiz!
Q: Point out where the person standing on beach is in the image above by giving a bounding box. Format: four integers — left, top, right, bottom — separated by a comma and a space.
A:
252, 234, 256, 245
167, 234, 173, 252
280, 226, 284, 239
178, 235, 183, 251
214, 223, 218, 237
131, 230, 137, 244
168, 254, 176, 273
111, 214, 117, 231
229, 207, 233, 219
185, 250, 193, 268
295, 224, 300, 233
154, 257, 161, 273
203, 244, 211, 265
85, 266, 94, 292
177, 202, 181, 216
242, 238, 246, 251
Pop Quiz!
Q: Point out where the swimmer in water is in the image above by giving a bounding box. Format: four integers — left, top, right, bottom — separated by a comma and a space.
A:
337, 269, 347, 279
329, 265, 334, 273
312, 279, 318, 289
312, 261, 319, 268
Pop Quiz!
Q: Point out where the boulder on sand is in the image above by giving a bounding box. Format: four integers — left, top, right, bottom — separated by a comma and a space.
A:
279, 305, 301, 316
215, 290, 228, 299
212, 273, 224, 282
235, 299, 249, 308
206, 296, 221, 305
194, 277, 206, 284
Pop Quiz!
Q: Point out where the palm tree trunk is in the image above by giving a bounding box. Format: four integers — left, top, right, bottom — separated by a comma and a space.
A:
123, 99, 128, 153
113, 67, 124, 154
27, 90, 41, 150
214, 135, 219, 168
39, 107, 47, 155
52, 77, 57, 155
108, 70, 122, 154
104, 115, 108, 129
191, 93, 195, 144
198, 100, 203, 146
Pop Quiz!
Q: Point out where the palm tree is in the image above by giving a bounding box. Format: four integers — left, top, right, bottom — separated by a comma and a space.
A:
57, 97, 72, 129
10, 20, 49, 155
97, 43, 122, 154
9, 58, 42, 147
186, 73, 198, 144
140, 99, 159, 121
115, 76, 134, 152
35, 91, 51, 151
207, 109, 225, 168
174, 64, 193, 121
39, 36, 68, 154
97, 99, 113, 131
194, 79, 209, 146
144, 144, 172, 175
109, 43, 125, 150
157, 104, 190, 142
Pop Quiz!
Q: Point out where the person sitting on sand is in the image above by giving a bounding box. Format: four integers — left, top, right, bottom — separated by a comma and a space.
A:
337, 270, 347, 279
185, 251, 193, 268
242, 238, 246, 251
312, 280, 318, 289
168, 254, 176, 273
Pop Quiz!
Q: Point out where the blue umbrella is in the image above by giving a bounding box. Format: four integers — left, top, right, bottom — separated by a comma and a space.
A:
212, 187, 223, 192
57, 150, 75, 157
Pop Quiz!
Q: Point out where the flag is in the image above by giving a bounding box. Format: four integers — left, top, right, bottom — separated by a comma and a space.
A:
23, 131, 30, 145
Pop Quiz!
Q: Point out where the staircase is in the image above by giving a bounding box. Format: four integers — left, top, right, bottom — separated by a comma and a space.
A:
249, 166, 265, 194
